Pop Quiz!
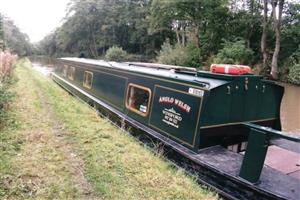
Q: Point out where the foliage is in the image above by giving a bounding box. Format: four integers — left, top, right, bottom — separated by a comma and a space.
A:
185, 43, 202, 68
0, 50, 17, 79
0, 14, 4, 49
0, 76, 15, 126
150, 0, 228, 49
0, 50, 17, 126
287, 64, 300, 85
33, 0, 300, 84
157, 41, 187, 66
38, 0, 168, 58
286, 46, 300, 85
157, 40, 202, 68
105, 46, 128, 62
280, 2, 300, 63
2, 16, 32, 56
213, 39, 254, 65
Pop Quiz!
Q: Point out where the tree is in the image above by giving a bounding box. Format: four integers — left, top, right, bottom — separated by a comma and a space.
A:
1, 15, 32, 56
150, 0, 228, 49
271, 0, 285, 80
261, 0, 268, 71
281, 2, 300, 61
213, 39, 254, 64
34, 0, 299, 84
0, 14, 4, 50
38, 0, 164, 58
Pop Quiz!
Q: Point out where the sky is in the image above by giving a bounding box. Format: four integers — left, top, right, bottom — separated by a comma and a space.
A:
0, 0, 70, 43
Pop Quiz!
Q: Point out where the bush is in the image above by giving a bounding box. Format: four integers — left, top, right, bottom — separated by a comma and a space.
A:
287, 64, 300, 85
185, 43, 202, 68
0, 50, 17, 127
286, 46, 300, 85
213, 39, 254, 65
157, 40, 201, 68
0, 75, 15, 128
0, 78, 14, 120
157, 41, 186, 66
105, 46, 128, 62
0, 50, 17, 80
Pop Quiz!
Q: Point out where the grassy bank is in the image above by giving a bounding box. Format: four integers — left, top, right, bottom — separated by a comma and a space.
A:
0, 59, 217, 199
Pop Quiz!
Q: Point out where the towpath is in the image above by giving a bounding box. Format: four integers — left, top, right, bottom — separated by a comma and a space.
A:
0, 59, 217, 199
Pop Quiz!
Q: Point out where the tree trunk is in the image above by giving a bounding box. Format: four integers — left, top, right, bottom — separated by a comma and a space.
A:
261, 0, 268, 72
194, 24, 200, 48
175, 27, 180, 45
88, 24, 98, 58
88, 46, 93, 58
271, 0, 284, 80
91, 32, 98, 58
181, 25, 186, 47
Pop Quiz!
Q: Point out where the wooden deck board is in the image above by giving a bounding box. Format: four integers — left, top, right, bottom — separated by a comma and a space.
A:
265, 145, 300, 175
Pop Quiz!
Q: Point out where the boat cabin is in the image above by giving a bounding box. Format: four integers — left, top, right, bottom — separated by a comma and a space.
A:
52, 58, 284, 152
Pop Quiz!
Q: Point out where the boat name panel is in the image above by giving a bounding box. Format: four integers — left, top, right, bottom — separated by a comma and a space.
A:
149, 85, 202, 147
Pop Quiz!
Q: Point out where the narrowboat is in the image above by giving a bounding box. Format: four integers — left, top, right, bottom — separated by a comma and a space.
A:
50, 57, 300, 200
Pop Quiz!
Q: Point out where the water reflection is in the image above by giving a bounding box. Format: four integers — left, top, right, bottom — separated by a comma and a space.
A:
280, 83, 300, 135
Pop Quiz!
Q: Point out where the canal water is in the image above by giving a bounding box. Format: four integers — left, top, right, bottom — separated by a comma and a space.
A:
32, 63, 53, 76
280, 83, 300, 135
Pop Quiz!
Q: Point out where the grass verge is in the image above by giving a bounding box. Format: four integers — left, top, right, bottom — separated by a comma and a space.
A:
1, 58, 218, 200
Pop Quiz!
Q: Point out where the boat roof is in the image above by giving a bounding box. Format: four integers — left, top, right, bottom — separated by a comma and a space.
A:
60, 57, 256, 90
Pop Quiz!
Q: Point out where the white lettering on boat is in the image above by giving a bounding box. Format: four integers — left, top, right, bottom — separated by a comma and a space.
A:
159, 96, 191, 113
162, 108, 182, 128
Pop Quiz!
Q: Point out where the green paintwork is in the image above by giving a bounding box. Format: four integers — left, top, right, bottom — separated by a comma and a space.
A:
239, 128, 268, 183
149, 85, 202, 147
199, 75, 283, 128
52, 58, 284, 152
239, 123, 300, 183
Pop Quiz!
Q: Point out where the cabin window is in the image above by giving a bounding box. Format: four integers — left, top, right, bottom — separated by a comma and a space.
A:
83, 71, 93, 89
63, 65, 68, 77
126, 84, 151, 117
68, 67, 75, 80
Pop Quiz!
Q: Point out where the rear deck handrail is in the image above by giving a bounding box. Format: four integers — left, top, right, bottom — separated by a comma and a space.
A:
242, 122, 300, 143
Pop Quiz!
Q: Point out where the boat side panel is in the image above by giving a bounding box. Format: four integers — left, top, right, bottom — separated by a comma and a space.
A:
85, 68, 128, 109
55, 60, 204, 150
57, 62, 128, 112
